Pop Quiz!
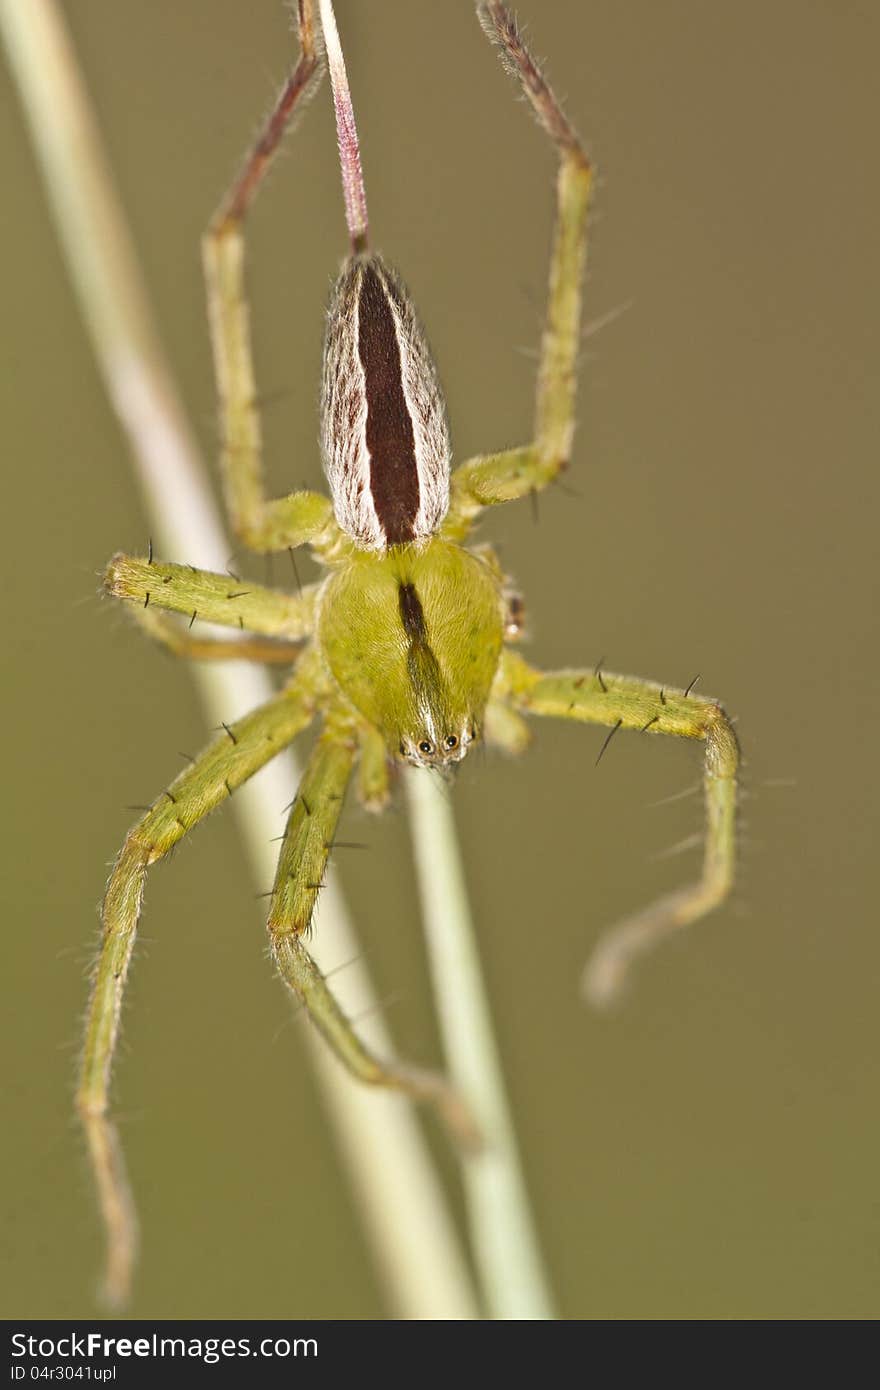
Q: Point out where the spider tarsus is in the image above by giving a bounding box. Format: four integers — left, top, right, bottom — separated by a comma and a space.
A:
479, 0, 586, 161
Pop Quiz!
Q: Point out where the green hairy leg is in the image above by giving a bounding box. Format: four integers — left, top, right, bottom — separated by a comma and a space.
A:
78, 674, 319, 1305
267, 723, 477, 1147
444, 3, 592, 541
203, 219, 336, 553
500, 653, 739, 1005
105, 554, 319, 638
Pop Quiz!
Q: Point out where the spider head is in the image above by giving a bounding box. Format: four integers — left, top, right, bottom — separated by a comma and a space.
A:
318, 539, 503, 773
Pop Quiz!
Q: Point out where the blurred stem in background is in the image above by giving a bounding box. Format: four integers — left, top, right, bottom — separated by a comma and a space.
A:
407, 770, 555, 1318
1, 0, 554, 1319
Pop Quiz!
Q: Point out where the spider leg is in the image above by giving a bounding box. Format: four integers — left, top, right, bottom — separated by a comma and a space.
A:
105, 554, 319, 639
484, 697, 532, 755
78, 668, 319, 1305
443, 3, 592, 541
355, 722, 392, 812
121, 605, 304, 665
268, 719, 478, 1149
202, 2, 346, 561
500, 653, 739, 1006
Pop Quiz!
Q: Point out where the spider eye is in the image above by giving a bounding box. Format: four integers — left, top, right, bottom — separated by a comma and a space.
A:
418, 739, 434, 756
445, 735, 458, 749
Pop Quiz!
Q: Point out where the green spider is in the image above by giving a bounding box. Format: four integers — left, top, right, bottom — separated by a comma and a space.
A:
80, 0, 739, 1304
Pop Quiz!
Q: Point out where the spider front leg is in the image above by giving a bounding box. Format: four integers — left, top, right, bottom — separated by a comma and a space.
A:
500, 653, 739, 1006
443, 2, 592, 542
78, 666, 319, 1305
105, 554, 320, 659
202, 1, 345, 560
267, 716, 478, 1148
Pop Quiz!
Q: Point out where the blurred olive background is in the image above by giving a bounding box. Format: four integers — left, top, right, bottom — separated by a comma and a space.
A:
2, 0, 877, 1320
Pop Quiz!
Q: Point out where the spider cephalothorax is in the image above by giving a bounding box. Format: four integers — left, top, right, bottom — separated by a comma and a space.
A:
82, 0, 739, 1304
318, 537, 504, 769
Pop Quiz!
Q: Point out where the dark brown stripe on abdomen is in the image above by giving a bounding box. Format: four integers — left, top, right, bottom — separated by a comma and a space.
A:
357, 263, 420, 545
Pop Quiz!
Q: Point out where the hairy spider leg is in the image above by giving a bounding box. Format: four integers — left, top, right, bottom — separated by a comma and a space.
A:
499, 653, 739, 1005
105, 553, 321, 665
78, 666, 321, 1305
443, 2, 592, 541
268, 719, 478, 1146
202, 1, 346, 559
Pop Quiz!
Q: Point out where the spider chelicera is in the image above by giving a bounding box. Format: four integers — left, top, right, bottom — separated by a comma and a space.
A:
80, 0, 739, 1303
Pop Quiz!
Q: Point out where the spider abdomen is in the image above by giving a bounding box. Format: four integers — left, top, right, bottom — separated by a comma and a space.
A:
320, 253, 450, 549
